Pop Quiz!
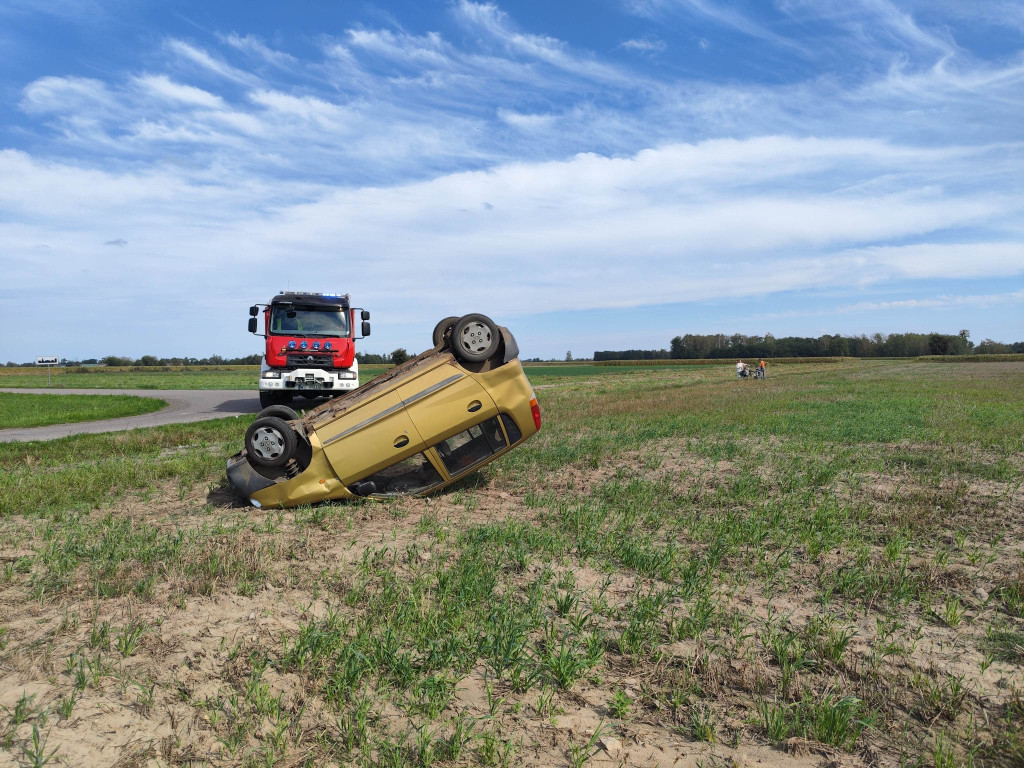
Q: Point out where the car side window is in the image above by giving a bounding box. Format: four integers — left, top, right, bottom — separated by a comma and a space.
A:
500, 413, 522, 444
436, 416, 508, 475
352, 453, 443, 496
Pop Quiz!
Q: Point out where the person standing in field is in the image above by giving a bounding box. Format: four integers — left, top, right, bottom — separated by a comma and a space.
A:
759, 359, 767, 377
736, 360, 748, 378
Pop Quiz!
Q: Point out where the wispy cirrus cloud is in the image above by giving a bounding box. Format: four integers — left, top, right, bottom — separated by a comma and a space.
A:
20, 75, 113, 114
220, 33, 297, 69
619, 38, 666, 55
134, 74, 224, 108
836, 290, 1024, 313
165, 38, 260, 86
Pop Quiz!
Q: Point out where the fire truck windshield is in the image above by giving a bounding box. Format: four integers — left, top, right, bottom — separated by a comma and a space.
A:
269, 307, 350, 337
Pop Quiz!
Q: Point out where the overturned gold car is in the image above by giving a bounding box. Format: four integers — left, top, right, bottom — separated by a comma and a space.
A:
227, 314, 541, 508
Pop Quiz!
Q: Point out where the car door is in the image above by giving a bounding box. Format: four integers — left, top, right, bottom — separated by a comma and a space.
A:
395, 362, 499, 451
317, 389, 424, 484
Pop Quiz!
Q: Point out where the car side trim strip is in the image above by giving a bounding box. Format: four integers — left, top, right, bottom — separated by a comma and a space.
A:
320, 374, 463, 446
400, 374, 463, 407
321, 401, 407, 446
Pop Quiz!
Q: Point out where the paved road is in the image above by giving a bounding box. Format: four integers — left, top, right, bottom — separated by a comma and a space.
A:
0, 389, 265, 442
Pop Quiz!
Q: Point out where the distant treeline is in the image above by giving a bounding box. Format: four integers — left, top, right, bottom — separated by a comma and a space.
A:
595, 331, 1024, 361
596, 357, 849, 366
7, 350, 409, 367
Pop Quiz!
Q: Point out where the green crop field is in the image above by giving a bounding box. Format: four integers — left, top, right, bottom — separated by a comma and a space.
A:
0, 360, 1022, 767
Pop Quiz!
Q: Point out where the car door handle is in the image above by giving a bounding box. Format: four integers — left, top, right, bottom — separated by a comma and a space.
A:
467, 400, 482, 413
394, 435, 409, 448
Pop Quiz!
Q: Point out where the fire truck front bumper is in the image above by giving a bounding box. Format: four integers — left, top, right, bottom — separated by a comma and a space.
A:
258, 368, 359, 393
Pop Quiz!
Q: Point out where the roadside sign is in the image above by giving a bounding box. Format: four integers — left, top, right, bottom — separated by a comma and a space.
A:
35, 355, 59, 386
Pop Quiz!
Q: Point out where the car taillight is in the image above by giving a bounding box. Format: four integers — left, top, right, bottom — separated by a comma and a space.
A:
530, 397, 541, 430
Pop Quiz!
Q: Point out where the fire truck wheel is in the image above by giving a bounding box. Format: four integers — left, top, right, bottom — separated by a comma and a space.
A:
451, 314, 500, 363
259, 391, 292, 409
257, 404, 299, 421
432, 316, 460, 348
245, 416, 297, 468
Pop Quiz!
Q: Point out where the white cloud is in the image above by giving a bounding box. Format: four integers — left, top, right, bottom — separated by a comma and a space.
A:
345, 28, 453, 68
836, 290, 1024, 313
624, 0, 801, 50
165, 39, 259, 86
249, 90, 349, 126
4, 137, 1018, 339
222, 33, 297, 68
453, 0, 639, 86
620, 38, 667, 54
839, 243, 1024, 280
497, 108, 556, 130
134, 74, 224, 108
20, 76, 112, 114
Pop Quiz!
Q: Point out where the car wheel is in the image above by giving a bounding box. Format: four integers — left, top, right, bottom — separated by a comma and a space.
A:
451, 314, 499, 362
259, 391, 291, 408
432, 316, 460, 348
245, 416, 297, 468
257, 404, 299, 421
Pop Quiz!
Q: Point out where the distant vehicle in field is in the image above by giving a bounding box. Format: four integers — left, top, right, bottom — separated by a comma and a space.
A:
227, 314, 541, 508
248, 292, 371, 408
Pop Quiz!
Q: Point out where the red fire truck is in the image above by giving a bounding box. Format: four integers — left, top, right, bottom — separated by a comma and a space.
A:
248, 292, 370, 408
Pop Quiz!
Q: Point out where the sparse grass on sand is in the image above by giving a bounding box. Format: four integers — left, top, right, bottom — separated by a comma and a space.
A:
0, 359, 1022, 767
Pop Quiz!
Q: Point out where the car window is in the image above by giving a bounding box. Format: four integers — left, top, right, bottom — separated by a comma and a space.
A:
500, 413, 522, 444
352, 453, 443, 496
436, 416, 509, 475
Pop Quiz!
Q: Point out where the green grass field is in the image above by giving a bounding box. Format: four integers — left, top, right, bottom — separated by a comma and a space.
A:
0, 362, 710, 390
0, 392, 167, 429
0, 364, 393, 390
0, 360, 1022, 767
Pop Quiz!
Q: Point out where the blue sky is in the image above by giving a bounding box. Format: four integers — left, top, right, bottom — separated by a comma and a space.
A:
1, 0, 1021, 361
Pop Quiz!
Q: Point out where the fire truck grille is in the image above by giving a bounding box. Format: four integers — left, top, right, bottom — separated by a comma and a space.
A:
287, 354, 333, 367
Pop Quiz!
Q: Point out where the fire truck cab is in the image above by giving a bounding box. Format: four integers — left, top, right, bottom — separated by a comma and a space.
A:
248, 292, 370, 408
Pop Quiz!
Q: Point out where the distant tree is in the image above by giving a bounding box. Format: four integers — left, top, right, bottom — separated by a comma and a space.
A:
390, 348, 409, 365
670, 336, 685, 358
138, 355, 160, 366
976, 339, 1009, 354
928, 334, 949, 355
565, 350, 573, 361
356, 351, 387, 364
101, 355, 133, 367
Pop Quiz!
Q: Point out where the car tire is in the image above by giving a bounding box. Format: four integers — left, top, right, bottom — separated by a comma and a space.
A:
432, 316, 460, 348
259, 391, 291, 408
245, 416, 297, 468
451, 314, 500, 362
257, 404, 299, 421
